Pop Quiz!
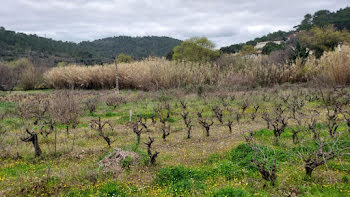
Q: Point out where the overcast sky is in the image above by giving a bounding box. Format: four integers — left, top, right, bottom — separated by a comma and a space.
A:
0, 0, 349, 47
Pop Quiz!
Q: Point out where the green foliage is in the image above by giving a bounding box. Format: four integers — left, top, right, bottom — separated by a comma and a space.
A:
290, 42, 309, 63
172, 37, 220, 62
262, 42, 284, 55
116, 53, 133, 63
295, 7, 350, 31
221, 30, 292, 54
155, 166, 208, 186
211, 187, 248, 197
240, 45, 256, 55
299, 25, 350, 57
120, 156, 133, 170
155, 166, 208, 195
66, 181, 126, 197
0, 27, 181, 65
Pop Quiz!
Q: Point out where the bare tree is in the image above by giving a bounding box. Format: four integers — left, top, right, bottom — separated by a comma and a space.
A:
243, 130, 255, 144
144, 137, 159, 165
137, 116, 149, 132
290, 111, 305, 144
250, 105, 260, 121
298, 137, 346, 176
160, 118, 170, 140
90, 117, 115, 147
326, 105, 340, 138
226, 119, 234, 133
251, 145, 277, 186
198, 118, 214, 137
181, 111, 193, 139
50, 91, 81, 135
212, 105, 223, 124
17, 97, 49, 125
105, 94, 126, 110
270, 104, 289, 144
240, 99, 249, 114
262, 111, 271, 129
129, 122, 143, 145
84, 97, 99, 113
307, 111, 320, 141
341, 110, 350, 132
21, 129, 42, 157
180, 100, 187, 110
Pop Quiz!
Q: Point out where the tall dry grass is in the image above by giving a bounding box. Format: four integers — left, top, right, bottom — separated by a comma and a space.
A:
318, 45, 350, 85
44, 58, 222, 91
43, 46, 350, 90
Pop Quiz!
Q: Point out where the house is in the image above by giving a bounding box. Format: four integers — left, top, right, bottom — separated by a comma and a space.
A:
254, 41, 282, 49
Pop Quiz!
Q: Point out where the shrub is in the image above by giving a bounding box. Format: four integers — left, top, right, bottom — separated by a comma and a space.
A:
18, 64, 43, 90
155, 166, 207, 186
0, 63, 17, 91
318, 45, 350, 85
117, 53, 133, 63
211, 187, 248, 197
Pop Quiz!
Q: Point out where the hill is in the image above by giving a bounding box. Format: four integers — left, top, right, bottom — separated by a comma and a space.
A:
0, 27, 182, 66
221, 7, 350, 53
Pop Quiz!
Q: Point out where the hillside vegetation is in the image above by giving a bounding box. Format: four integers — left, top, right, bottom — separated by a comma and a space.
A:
221, 7, 350, 54
0, 27, 181, 65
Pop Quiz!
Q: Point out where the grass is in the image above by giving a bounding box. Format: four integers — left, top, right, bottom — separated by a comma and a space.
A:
0, 86, 349, 196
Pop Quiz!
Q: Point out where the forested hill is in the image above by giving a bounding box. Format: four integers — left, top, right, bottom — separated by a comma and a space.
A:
221, 7, 350, 53
0, 27, 182, 66
79, 36, 181, 63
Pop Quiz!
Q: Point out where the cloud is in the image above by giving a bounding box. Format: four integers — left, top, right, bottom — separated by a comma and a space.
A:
0, 0, 348, 47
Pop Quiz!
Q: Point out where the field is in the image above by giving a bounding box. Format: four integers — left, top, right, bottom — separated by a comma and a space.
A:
0, 85, 349, 196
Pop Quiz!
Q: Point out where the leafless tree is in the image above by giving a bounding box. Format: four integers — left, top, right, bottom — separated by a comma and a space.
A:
137, 116, 149, 132
198, 118, 214, 137
105, 94, 126, 110
144, 137, 159, 165
17, 97, 49, 125
251, 145, 277, 186
340, 110, 350, 132
307, 111, 320, 141
90, 117, 115, 147
212, 105, 223, 124
298, 136, 347, 176
226, 119, 234, 133
270, 104, 289, 144
181, 111, 193, 139
196, 109, 204, 118
21, 129, 42, 157
160, 118, 170, 140
49, 91, 81, 135
250, 105, 260, 121
280, 94, 290, 103
129, 122, 143, 145
180, 100, 187, 110
262, 111, 271, 129
243, 131, 255, 144
235, 112, 241, 124
240, 99, 249, 114
84, 97, 99, 113
325, 105, 340, 138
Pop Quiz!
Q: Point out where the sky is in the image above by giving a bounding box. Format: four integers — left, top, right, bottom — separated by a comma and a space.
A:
0, 0, 349, 47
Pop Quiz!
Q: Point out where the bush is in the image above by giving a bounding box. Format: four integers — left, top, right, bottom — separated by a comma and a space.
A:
117, 53, 133, 63
211, 187, 248, 197
155, 166, 207, 186
0, 63, 17, 91
318, 45, 350, 85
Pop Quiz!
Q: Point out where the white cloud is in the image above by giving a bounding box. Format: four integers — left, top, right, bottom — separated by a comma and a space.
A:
0, 0, 348, 47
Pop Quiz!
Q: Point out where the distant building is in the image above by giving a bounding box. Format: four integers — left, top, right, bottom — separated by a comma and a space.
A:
254, 41, 282, 49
